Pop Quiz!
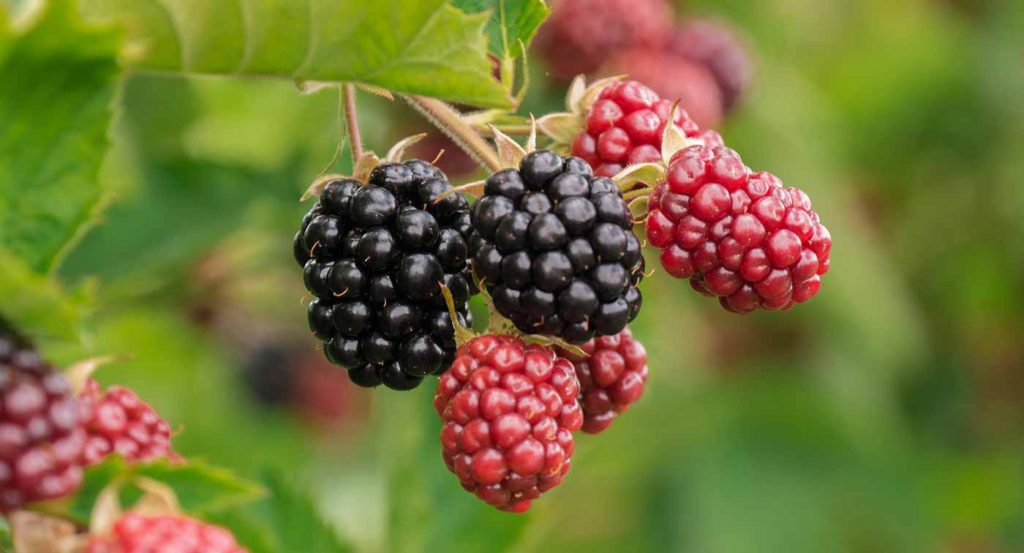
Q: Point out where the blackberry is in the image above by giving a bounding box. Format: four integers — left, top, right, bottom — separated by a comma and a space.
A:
603, 49, 724, 129
667, 19, 753, 112
85, 513, 247, 553
79, 379, 178, 465
571, 80, 719, 177
296, 161, 475, 390
646, 143, 831, 312
471, 151, 644, 344
0, 328, 85, 512
435, 335, 583, 512
535, 0, 672, 79
561, 327, 648, 434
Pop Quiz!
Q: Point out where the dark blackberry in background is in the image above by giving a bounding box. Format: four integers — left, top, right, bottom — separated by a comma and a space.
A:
240, 344, 296, 406
0, 325, 85, 512
470, 151, 645, 344
295, 161, 475, 390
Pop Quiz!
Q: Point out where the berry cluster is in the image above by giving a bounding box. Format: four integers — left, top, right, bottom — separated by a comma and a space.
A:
667, 19, 753, 112
571, 80, 720, 177
79, 379, 177, 465
435, 335, 583, 512
646, 143, 832, 312
0, 331, 84, 512
470, 151, 644, 344
603, 50, 723, 129
536, 0, 752, 123
535, 0, 672, 80
562, 328, 649, 434
295, 160, 475, 390
85, 513, 247, 553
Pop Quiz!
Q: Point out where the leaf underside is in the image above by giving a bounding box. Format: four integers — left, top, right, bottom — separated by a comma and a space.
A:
79, 0, 513, 108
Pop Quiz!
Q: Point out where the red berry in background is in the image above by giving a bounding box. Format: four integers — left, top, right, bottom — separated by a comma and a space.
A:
667, 19, 754, 112
603, 49, 724, 129
79, 379, 178, 465
435, 335, 583, 512
562, 328, 649, 434
0, 332, 85, 512
535, 0, 672, 80
571, 80, 717, 177
646, 144, 831, 312
85, 513, 247, 553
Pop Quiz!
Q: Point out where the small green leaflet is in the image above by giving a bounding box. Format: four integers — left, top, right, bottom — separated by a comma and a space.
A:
79, 0, 513, 108
63, 457, 266, 524
453, 0, 550, 60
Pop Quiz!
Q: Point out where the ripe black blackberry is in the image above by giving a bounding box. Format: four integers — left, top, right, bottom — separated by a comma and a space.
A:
295, 161, 475, 390
0, 326, 85, 512
470, 151, 644, 344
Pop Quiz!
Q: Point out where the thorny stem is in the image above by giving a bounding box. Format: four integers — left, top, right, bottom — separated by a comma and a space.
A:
343, 84, 364, 161
471, 123, 533, 136
403, 95, 502, 172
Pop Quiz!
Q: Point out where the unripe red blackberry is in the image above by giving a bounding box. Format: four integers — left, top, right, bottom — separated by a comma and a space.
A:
562, 327, 648, 434
79, 379, 178, 465
603, 49, 724, 129
570, 80, 718, 177
0, 330, 85, 512
535, 0, 672, 80
85, 513, 247, 553
667, 19, 753, 112
295, 160, 475, 390
646, 144, 832, 312
470, 151, 645, 344
434, 335, 583, 512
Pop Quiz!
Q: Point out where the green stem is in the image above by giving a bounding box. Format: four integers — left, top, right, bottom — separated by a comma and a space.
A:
403, 95, 502, 172
343, 84, 363, 162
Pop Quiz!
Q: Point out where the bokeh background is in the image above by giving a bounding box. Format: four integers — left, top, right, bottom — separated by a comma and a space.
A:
41, 0, 1024, 551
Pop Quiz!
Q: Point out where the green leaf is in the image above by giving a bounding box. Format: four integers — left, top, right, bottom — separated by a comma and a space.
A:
80, 0, 512, 108
64, 457, 266, 524
209, 472, 353, 553
0, 0, 121, 273
0, 517, 11, 552
0, 247, 91, 342
452, 0, 549, 60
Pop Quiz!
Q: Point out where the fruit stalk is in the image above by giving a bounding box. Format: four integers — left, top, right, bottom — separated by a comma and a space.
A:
403, 95, 502, 172
343, 83, 364, 160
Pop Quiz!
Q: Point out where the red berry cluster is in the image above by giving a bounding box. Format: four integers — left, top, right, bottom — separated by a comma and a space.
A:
80, 379, 178, 465
0, 335, 85, 513
571, 80, 717, 177
85, 513, 247, 553
536, 0, 752, 124
646, 144, 832, 312
562, 328, 649, 434
667, 19, 753, 112
535, 0, 672, 80
604, 50, 723, 129
434, 335, 583, 512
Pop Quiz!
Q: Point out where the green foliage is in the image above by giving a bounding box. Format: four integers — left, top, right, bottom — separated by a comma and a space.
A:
210, 473, 352, 553
0, 247, 90, 341
0, 0, 120, 273
453, 0, 549, 60
0, 517, 10, 551
79, 0, 514, 108
0, 0, 117, 343
64, 457, 266, 524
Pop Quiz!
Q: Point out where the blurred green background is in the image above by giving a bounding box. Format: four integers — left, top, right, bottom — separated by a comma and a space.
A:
33, 0, 1024, 551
